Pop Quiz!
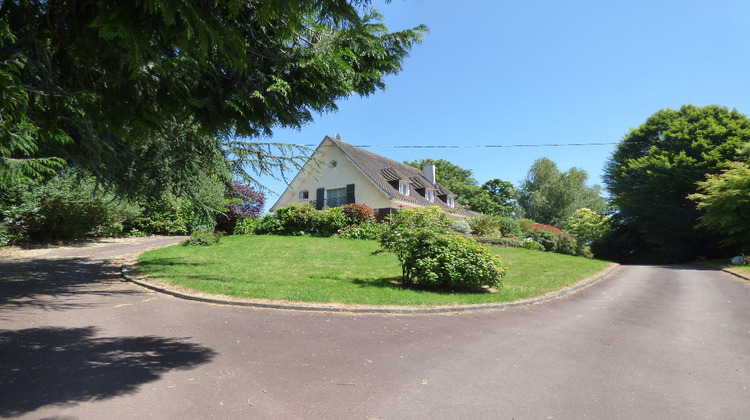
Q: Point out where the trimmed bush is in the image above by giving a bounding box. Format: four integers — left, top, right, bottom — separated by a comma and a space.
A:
341, 203, 376, 224
450, 219, 472, 235
182, 230, 222, 246
497, 217, 523, 238
376, 207, 506, 291
474, 236, 523, 248
524, 225, 559, 252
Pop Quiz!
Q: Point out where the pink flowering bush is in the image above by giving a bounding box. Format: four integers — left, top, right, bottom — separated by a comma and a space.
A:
341, 203, 376, 224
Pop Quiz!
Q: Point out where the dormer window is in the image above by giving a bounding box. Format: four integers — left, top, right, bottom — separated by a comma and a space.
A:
399, 180, 411, 196
447, 196, 455, 208
425, 189, 435, 203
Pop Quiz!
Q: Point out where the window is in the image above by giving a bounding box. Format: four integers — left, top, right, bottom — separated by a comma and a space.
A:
326, 187, 347, 207
447, 197, 455, 208
399, 181, 410, 196
425, 190, 435, 203
299, 190, 309, 200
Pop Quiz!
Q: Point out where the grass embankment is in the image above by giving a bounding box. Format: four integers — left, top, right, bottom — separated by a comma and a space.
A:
136, 235, 613, 307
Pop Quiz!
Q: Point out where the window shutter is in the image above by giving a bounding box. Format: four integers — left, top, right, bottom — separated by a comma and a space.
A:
316, 188, 325, 210
346, 184, 355, 204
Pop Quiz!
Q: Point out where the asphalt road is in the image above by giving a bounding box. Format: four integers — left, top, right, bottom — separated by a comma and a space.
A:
1, 237, 749, 419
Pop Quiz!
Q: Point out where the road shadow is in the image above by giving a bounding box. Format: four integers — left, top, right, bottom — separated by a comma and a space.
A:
0, 257, 144, 311
0, 326, 216, 417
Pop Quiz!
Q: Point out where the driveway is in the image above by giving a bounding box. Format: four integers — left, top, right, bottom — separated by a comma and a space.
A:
1, 237, 749, 419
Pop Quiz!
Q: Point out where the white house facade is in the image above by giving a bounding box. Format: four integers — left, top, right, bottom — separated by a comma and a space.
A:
270, 136, 474, 220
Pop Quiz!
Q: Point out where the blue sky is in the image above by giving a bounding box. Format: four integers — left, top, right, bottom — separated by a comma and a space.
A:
254, 0, 750, 212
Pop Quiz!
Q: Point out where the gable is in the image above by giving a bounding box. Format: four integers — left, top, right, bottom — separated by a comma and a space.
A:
271, 136, 467, 215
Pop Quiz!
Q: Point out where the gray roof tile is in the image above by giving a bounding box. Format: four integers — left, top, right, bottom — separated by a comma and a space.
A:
326, 136, 477, 216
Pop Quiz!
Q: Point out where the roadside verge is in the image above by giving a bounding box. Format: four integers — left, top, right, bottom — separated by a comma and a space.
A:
122, 259, 620, 314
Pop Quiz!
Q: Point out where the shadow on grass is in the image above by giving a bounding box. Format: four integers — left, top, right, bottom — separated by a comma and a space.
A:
351, 277, 497, 295
351, 277, 404, 290
0, 326, 216, 417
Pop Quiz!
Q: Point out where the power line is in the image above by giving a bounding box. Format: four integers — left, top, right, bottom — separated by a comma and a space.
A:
301, 142, 618, 148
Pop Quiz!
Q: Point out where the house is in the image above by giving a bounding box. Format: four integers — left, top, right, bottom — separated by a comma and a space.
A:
270, 136, 475, 220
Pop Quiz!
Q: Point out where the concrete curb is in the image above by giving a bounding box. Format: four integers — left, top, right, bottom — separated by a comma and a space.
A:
722, 267, 750, 281
122, 259, 620, 314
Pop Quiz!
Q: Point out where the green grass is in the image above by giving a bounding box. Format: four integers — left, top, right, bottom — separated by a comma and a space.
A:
136, 235, 613, 306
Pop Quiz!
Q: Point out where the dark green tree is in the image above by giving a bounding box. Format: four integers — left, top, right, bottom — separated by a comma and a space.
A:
603, 104, 750, 262
404, 159, 518, 216
517, 158, 606, 228
689, 142, 750, 254
0, 1, 427, 201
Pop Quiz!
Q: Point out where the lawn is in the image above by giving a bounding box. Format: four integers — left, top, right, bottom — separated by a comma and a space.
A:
136, 235, 613, 307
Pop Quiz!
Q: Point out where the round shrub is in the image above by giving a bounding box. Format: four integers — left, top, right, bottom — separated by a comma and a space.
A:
497, 217, 523, 238
341, 203, 376, 224
450, 219, 472, 235
408, 233, 506, 291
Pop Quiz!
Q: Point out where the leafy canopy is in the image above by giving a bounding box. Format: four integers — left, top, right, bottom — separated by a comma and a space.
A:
517, 158, 607, 228
603, 104, 750, 262
404, 159, 519, 216
689, 142, 750, 254
0, 0, 427, 200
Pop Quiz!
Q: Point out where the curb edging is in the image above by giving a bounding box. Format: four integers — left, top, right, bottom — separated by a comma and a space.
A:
122, 260, 620, 314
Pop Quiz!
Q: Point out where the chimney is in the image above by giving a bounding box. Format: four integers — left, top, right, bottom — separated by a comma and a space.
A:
423, 161, 436, 184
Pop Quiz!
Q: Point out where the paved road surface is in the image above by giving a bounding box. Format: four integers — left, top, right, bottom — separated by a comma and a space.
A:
1, 237, 749, 419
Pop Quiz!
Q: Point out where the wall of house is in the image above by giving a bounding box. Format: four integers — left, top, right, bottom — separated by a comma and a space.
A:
271, 140, 392, 211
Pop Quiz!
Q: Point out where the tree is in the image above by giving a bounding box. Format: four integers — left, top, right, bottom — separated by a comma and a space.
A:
216, 181, 266, 233
404, 159, 518, 216
603, 105, 750, 262
566, 208, 611, 252
517, 158, 606, 228
1, 1, 427, 200
689, 142, 750, 254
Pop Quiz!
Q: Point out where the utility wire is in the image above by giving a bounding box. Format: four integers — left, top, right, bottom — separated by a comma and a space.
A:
300, 142, 618, 148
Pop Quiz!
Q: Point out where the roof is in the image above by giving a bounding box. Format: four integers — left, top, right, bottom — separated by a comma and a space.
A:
325, 136, 476, 215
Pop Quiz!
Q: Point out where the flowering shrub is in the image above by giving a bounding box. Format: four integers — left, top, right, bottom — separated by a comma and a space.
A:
341, 203, 376, 224
530, 223, 562, 235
